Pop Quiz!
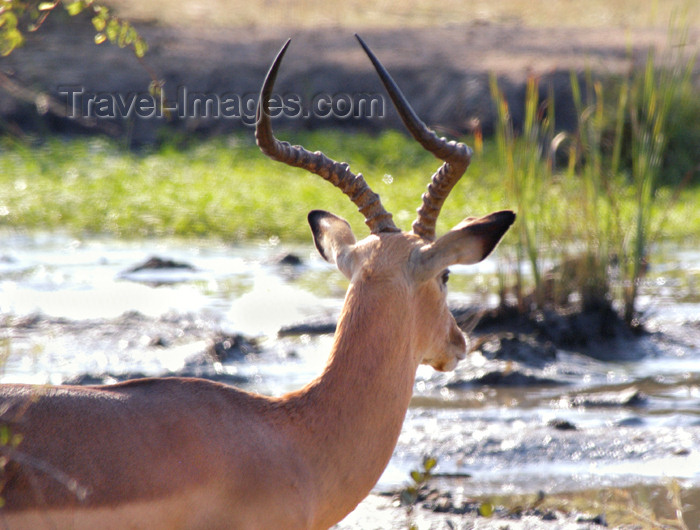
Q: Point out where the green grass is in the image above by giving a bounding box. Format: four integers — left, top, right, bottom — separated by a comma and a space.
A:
0, 129, 697, 246
0, 130, 508, 241
487, 13, 699, 322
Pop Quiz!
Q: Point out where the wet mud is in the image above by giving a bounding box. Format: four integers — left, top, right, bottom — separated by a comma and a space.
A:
1, 235, 699, 528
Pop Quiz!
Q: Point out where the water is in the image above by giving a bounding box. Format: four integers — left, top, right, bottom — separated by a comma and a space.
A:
1, 231, 700, 506
0, 233, 340, 387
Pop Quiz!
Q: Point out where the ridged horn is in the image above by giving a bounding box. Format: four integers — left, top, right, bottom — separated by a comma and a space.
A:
355, 34, 472, 241
255, 39, 399, 234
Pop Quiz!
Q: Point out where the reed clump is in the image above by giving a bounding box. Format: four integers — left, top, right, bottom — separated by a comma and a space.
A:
489, 14, 697, 327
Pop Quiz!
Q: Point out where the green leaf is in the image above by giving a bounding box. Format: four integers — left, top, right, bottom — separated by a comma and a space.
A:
117, 21, 129, 47
105, 18, 119, 41
410, 470, 423, 484
38, 2, 57, 11
65, 1, 85, 16
0, 12, 19, 29
423, 456, 437, 472
479, 502, 494, 517
124, 26, 137, 45
134, 37, 147, 58
92, 15, 106, 31
0, 28, 24, 56
94, 32, 106, 44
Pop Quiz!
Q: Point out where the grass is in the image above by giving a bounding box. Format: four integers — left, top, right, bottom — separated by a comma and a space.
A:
0, 129, 697, 244
478, 481, 696, 529
1, 7, 699, 326
0, 130, 508, 241
488, 13, 699, 322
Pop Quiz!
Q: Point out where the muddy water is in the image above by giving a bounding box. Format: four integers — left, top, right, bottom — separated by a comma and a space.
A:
1, 232, 699, 525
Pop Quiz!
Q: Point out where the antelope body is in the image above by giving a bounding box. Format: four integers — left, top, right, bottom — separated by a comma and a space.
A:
0, 35, 514, 529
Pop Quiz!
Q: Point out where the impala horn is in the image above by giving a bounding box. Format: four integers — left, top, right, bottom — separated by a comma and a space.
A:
355, 34, 472, 241
255, 39, 399, 234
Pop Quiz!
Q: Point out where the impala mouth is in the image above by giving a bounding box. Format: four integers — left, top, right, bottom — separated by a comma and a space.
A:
432, 356, 458, 372
426, 341, 467, 372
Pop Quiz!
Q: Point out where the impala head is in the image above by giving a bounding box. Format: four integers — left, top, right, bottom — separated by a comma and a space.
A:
256, 35, 515, 372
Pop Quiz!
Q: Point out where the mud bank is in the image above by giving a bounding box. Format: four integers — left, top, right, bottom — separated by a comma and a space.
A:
1, 234, 699, 528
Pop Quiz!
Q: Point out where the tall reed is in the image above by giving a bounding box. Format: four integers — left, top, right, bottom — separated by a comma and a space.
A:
567, 70, 622, 311
488, 13, 695, 326
619, 17, 695, 323
490, 75, 555, 310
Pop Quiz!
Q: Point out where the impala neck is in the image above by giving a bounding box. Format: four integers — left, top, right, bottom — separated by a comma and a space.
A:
284, 278, 419, 526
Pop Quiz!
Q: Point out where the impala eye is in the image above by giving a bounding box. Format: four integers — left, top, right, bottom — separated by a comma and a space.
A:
441, 269, 450, 285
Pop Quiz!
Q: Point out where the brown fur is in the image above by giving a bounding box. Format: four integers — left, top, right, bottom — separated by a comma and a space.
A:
0, 217, 512, 529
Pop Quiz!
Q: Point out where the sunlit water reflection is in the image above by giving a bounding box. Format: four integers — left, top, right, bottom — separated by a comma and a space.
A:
1, 232, 699, 498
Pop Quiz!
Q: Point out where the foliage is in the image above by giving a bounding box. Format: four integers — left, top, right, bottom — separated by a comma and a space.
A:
399, 456, 437, 529
0, 128, 697, 243
489, 13, 697, 325
0, 131, 505, 241
490, 74, 555, 310
399, 455, 437, 507
619, 20, 696, 323
478, 482, 694, 529
0, 0, 147, 58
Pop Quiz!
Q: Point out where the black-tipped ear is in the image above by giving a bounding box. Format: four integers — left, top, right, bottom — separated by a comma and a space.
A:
308, 210, 357, 270
461, 210, 516, 262
411, 210, 515, 282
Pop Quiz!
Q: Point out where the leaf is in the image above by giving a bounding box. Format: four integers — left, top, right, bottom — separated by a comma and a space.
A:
0, 28, 24, 56
479, 502, 494, 517
0, 12, 18, 29
117, 21, 129, 47
124, 26, 136, 45
423, 456, 437, 472
94, 32, 106, 44
92, 15, 106, 31
105, 18, 119, 41
410, 470, 423, 484
133, 37, 147, 58
38, 2, 57, 11
65, 1, 85, 16
400, 489, 417, 506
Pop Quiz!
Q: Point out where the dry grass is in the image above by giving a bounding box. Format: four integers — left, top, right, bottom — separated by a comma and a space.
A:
479, 482, 697, 529
105, 0, 700, 30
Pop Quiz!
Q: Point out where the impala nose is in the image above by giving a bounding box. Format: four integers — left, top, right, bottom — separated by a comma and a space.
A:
451, 326, 467, 359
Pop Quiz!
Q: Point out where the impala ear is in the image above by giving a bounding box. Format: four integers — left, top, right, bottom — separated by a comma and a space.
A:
412, 210, 515, 282
308, 210, 357, 277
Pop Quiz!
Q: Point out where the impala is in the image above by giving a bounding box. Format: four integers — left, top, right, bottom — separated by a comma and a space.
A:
0, 35, 514, 529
